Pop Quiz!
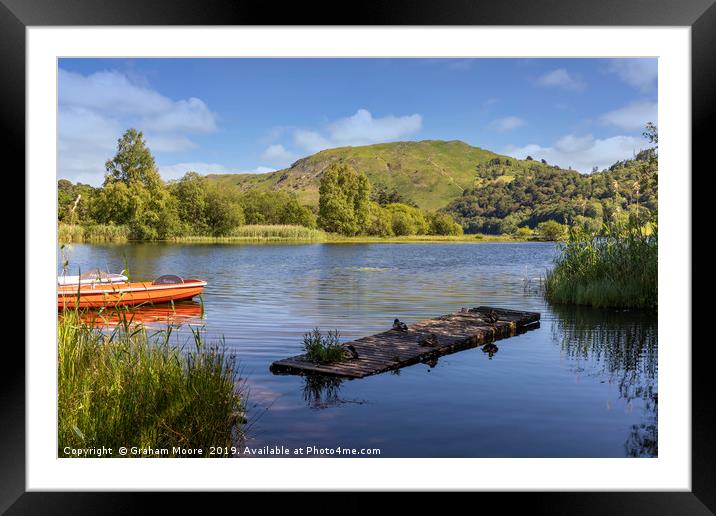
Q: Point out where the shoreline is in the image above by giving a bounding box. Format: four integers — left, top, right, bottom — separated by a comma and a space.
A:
58, 223, 557, 245
60, 234, 555, 245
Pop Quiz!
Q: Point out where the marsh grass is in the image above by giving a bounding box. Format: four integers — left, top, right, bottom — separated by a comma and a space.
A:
302, 328, 345, 364
545, 221, 657, 309
59, 223, 130, 243
58, 309, 245, 457
174, 225, 327, 242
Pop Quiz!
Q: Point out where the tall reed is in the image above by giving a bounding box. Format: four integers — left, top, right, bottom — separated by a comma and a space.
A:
174, 224, 327, 242
58, 223, 130, 243
58, 310, 244, 457
544, 220, 657, 309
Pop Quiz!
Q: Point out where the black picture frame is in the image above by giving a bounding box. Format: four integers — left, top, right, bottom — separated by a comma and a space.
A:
5, 0, 711, 512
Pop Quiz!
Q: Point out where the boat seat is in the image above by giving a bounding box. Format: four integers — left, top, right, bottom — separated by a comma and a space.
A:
152, 274, 184, 285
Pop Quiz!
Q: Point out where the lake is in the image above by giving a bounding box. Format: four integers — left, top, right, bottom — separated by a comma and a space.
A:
59, 242, 657, 458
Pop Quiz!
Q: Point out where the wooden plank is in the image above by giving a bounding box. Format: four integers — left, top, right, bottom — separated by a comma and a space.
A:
270, 306, 540, 378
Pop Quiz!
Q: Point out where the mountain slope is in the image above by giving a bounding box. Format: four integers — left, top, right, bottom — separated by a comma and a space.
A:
207, 140, 566, 211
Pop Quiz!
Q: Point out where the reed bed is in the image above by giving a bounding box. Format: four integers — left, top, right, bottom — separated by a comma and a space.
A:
58, 310, 244, 457
544, 221, 657, 309
174, 224, 328, 242
58, 223, 130, 243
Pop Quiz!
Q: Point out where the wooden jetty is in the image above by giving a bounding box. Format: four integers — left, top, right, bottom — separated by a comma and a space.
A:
270, 306, 540, 378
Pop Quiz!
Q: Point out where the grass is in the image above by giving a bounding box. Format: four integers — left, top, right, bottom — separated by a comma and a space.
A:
172, 225, 328, 243
302, 328, 346, 364
59, 222, 537, 245
59, 223, 130, 243
325, 233, 530, 244
544, 220, 657, 309
58, 309, 244, 457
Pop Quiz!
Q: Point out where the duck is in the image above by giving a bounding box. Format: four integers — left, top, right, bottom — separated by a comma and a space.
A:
485, 310, 499, 324
392, 318, 408, 332
482, 342, 499, 354
344, 344, 359, 359
419, 333, 439, 347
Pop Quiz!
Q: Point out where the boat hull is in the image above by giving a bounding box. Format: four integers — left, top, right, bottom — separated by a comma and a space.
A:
58, 280, 207, 310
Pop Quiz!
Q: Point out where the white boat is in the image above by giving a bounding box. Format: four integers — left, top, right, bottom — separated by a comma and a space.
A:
58, 270, 129, 286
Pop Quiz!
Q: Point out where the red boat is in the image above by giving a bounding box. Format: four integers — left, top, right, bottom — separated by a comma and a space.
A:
58, 274, 207, 310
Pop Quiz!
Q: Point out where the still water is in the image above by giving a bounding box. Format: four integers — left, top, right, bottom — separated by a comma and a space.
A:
60, 242, 657, 458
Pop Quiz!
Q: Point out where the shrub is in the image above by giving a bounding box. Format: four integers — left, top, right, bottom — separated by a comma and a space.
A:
514, 226, 533, 239
302, 328, 345, 364
537, 220, 567, 241
428, 212, 463, 236
58, 310, 244, 456
545, 221, 657, 308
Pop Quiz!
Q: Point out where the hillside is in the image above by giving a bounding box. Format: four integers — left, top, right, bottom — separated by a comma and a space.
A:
206, 140, 567, 211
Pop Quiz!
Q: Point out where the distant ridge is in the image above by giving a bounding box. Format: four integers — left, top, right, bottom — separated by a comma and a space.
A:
206, 140, 568, 211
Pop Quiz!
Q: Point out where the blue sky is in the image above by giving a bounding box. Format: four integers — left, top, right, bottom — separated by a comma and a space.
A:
58, 58, 657, 185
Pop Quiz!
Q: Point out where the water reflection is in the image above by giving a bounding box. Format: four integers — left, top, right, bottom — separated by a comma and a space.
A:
75, 301, 204, 329
551, 305, 658, 457
301, 374, 366, 409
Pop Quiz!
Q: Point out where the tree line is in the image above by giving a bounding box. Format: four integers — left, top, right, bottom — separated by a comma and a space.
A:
443, 125, 658, 236
58, 129, 463, 239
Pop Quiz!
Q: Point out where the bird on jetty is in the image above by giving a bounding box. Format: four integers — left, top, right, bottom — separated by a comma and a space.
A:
393, 318, 408, 332
485, 310, 499, 324
419, 333, 439, 347
344, 344, 359, 359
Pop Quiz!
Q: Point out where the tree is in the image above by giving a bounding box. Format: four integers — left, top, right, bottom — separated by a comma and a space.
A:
204, 184, 244, 236
170, 172, 209, 234
317, 163, 370, 235
385, 203, 429, 236
365, 202, 394, 237
95, 129, 178, 239
428, 212, 463, 236
514, 226, 533, 239
537, 220, 567, 241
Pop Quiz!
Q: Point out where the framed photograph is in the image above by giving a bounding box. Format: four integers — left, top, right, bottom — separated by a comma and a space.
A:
8, 0, 712, 512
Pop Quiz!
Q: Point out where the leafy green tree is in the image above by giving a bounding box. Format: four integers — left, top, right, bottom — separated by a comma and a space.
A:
317, 163, 370, 235
427, 212, 463, 236
537, 220, 567, 241
280, 200, 317, 228
240, 190, 316, 227
365, 202, 394, 237
370, 182, 417, 207
385, 203, 429, 236
204, 183, 244, 236
514, 226, 533, 239
170, 172, 209, 234
94, 129, 178, 239
57, 180, 97, 224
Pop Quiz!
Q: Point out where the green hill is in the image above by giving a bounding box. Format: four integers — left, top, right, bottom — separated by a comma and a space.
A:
206, 140, 565, 211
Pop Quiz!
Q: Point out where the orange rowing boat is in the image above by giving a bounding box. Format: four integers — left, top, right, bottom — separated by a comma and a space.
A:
58, 274, 207, 310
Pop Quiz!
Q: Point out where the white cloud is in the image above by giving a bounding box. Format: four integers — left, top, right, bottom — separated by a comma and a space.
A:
157, 163, 275, 181
261, 143, 296, 165
536, 69, 585, 91
250, 166, 277, 174
600, 101, 657, 130
158, 162, 229, 181
293, 109, 423, 153
504, 133, 647, 172
607, 59, 658, 92
490, 116, 526, 132
293, 130, 332, 154
58, 68, 219, 184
